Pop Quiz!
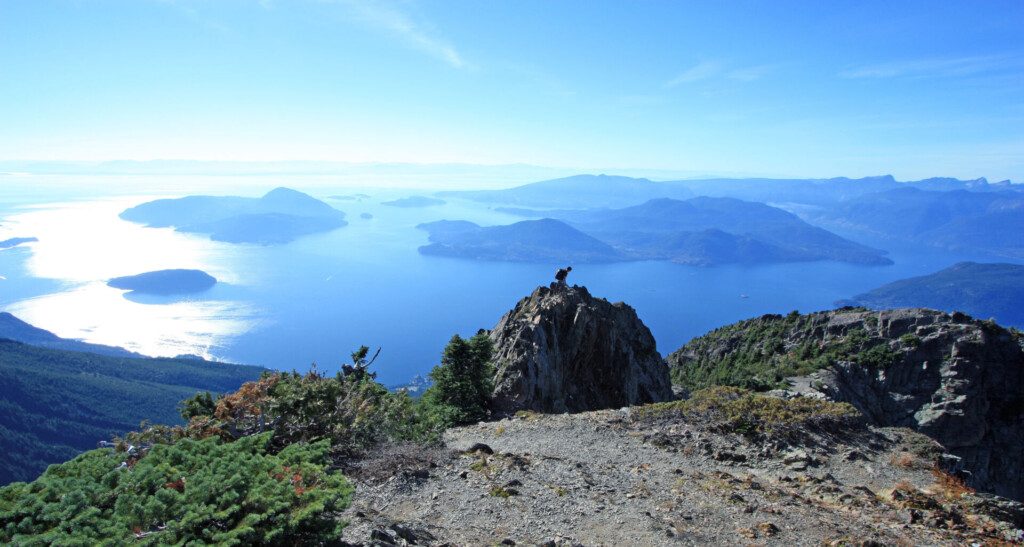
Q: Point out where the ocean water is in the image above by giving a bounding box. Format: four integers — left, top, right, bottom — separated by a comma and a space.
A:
0, 176, 1015, 385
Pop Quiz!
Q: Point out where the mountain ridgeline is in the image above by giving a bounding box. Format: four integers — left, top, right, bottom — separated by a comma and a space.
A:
838, 262, 1024, 327
0, 312, 141, 358
804, 187, 1024, 259
440, 173, 1019, 209
420, 196, 891, 266
432, 173, 1023, 263
437, 174, 694, 209
119, 187, 347, 245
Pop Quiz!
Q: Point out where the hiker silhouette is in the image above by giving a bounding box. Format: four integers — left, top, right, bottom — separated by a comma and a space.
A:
554, 266, 572, 285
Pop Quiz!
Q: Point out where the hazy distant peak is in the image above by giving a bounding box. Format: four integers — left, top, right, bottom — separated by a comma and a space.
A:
553, 173, 654, 182
263, 187, 311, 200
260, 187, 333, 211
813, 175, 897, 185
438, 173, 689, 208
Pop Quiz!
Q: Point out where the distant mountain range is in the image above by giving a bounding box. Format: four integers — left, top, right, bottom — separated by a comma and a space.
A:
837, 262, 1024, 327
120, 187, 347, 245
439, 173, 1019, 209
418, 218, 625, 262
674, 175, 1019, 205
0, 314, 265, 484
549, 197, 890, 265
418, 197, 891, 266
804, 188, 1024, 259
438, 174, 694, 209
381, 196, 446, 208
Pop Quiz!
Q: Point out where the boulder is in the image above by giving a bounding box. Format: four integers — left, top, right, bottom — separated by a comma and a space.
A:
489, 284, 673, 414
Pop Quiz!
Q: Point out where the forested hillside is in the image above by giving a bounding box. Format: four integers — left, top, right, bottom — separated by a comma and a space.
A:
0, 340, 264, 484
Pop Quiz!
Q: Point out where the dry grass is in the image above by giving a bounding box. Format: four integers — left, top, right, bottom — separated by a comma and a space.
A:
889, 451, 918, 469
893, 479, 917, 493
514, 410, 542, 422
929, 466, 974, 501
637, 386, 861, 439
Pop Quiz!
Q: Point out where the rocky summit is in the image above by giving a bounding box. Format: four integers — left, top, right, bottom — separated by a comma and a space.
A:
669, 307, 1024, 501
489, 283, 673, 414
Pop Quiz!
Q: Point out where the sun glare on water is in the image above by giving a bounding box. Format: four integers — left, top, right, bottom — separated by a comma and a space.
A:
1, 198, 257, 360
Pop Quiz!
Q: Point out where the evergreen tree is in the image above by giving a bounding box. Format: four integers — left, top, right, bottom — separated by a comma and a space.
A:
423, 332, 495, 427
178, 391, 217, 421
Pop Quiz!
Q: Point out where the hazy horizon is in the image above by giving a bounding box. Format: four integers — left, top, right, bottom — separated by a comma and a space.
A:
2, 1, 1022, 182
0, 159, 1015, 191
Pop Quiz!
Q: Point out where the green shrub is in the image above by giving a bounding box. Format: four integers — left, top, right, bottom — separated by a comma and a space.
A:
899, 333, 922, 348
178, 391, 217, 421
0, 433, 352, 545
2, 336, 506, 544
856, 343, 900, 368
139, 368, 441, 452
421, 332, 495, 428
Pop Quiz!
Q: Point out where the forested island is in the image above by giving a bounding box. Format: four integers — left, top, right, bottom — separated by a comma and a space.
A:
120, 187, 347, 245
107, 269, 218, 296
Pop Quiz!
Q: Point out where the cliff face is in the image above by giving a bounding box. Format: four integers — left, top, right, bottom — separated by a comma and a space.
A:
669, 307, 1024, 500
489, 284, 673, 414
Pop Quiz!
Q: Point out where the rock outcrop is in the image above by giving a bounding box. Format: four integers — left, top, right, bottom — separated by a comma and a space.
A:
669, 307, 1024, 500
488, 284, 673, 414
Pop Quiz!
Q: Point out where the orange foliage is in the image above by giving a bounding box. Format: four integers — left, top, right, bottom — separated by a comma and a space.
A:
931, 466, 974, 501
215, 375, 280, 422
163, 478, 185, 492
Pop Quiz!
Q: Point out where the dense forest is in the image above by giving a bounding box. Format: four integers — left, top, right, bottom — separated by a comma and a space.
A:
0, 339, 264, 484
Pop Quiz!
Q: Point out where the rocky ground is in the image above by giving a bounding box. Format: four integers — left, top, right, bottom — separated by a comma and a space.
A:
337, 406, 1024, 546
669, 307, 1024, 501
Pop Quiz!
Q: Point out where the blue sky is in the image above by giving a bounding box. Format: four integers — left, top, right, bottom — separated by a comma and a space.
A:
1, 0, 1022, 180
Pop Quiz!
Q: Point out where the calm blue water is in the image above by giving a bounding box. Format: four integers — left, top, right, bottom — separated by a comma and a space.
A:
1, 176, 1016, 386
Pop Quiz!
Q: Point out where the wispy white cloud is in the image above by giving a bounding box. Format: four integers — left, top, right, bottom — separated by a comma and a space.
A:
334, 0, 467, 69
726, 64, 779, 82
664, 61, 778, 88
839, 55, 1019, 79
664, 61, 722, 88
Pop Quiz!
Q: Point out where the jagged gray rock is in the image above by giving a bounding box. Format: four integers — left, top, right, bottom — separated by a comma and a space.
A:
488, 283, 673, 414
810, 309, 1024, 500
670, 307, 1024, 501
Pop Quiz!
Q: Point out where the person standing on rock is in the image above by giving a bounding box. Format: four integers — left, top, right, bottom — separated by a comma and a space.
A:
554, 266, 572, 286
